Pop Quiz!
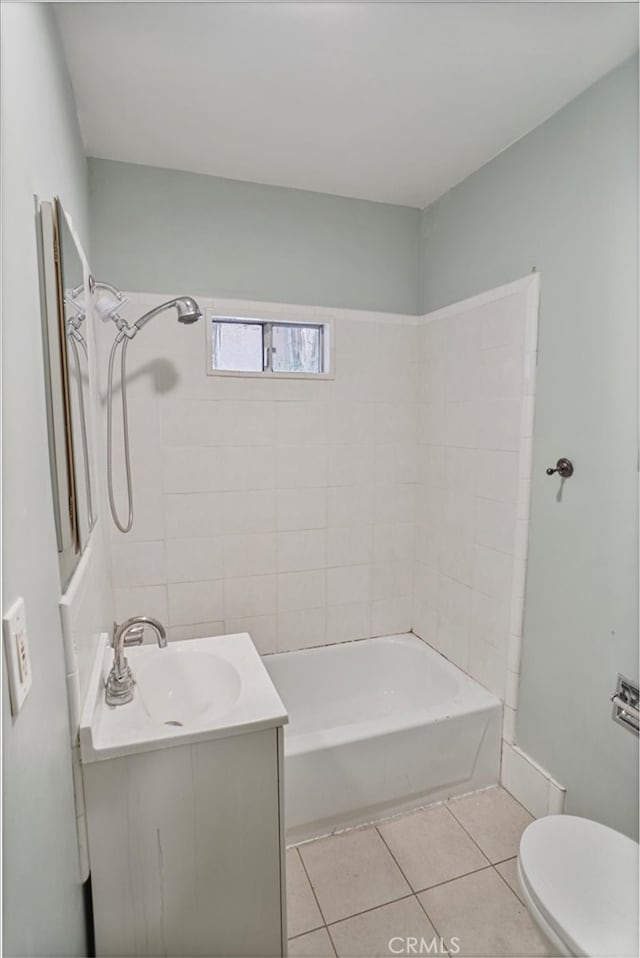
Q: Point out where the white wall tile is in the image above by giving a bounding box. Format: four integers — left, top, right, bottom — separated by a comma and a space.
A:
224, 575, 277, 619
373, 523, 413, 562
475, 450, 519, 503
327, 402, 374, 444
225, 615, 277, 655
276, 402, 326, 446
276, 487, 327, 531
222, 400, 276, 446
164, 493, 224, 539
372, 560, 413, 600
501, 743, 550, 819
374, 403, 416, 445
327, 485, 374, 527
328, 444, 375, 486
326, 602, 371, 644
277, 608, 326, 652
277, 570, 325, 613
327, 525, 372, 567
374, 483, 416, 525
222, 489, 277, 534
167, 620, 226, 642
277, 445, 328, 488
166, 537, 224, 583
224, 533, 277, 578
276, 529, 326, 573
473, 545, 514, 601
327, 565, 371, 606
162, 400, 225, 447
372, 597, 412, 637
475, 399, 521, 451
168, 579, 224, 626
222, 446, 276, 491
111, 540, 166, 589
375, 442, 416, 484
114, 585, 168, 625
475, 498, 517, 554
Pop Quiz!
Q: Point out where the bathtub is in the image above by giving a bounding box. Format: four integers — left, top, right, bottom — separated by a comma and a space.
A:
264, 633, 501, 843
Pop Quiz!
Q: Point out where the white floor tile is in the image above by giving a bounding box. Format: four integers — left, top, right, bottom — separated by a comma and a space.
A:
418, 867, 549, 957
299, 827, 410, 924
378, 804, 489, 891
287, 848, 324, 939
329, 896, 440, 957
447, 786, 533, 863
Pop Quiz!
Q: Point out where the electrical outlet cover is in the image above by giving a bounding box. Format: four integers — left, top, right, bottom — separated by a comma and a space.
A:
3, 597, 33, 715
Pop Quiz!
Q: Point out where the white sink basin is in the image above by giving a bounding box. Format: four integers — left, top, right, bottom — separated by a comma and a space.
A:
80, 632, 288, 763
136, 647, 241, 727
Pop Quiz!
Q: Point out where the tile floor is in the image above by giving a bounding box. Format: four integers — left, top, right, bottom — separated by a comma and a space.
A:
287, 786, 554, 957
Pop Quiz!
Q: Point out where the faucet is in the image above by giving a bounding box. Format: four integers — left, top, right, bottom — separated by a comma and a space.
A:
105, 615, 167, 707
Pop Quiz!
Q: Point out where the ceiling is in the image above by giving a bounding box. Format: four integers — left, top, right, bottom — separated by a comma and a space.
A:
55, 2, 638, 209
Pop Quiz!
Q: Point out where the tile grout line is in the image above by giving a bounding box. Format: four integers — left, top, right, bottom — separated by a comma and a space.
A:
492, 860, 526, 907
295, 846, 330, 928
374, 824, 415, 894
326, 891, 415, 928
443, 795, 506, 864
375, 823, 460, 957
413, 894, 451, 958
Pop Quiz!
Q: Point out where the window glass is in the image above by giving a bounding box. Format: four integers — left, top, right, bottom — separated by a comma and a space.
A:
211, 321, 263, 372
272, 324, 323, 374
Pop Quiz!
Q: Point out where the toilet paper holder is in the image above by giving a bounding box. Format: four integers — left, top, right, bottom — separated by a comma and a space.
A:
611, 675, 639, 735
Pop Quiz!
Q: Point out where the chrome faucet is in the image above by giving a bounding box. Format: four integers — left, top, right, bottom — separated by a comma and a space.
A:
105, 615, 167, 707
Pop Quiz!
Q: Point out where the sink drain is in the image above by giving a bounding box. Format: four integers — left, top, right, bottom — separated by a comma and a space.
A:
164, 720, 183, 727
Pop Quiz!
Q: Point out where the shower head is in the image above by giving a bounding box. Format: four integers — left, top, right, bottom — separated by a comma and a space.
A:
134, 296, 203, 331
175, 297, 202, 324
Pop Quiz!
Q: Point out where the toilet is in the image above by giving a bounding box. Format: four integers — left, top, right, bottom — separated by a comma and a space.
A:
518, 815, 639, 957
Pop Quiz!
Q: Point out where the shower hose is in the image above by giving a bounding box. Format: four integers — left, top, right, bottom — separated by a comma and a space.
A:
107, 335, 134, 533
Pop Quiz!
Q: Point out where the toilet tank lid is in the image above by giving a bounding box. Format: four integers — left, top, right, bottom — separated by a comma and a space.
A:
519, 815, 639, 958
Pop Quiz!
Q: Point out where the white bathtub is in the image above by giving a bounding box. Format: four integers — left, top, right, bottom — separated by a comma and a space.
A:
264, 633, 501, 843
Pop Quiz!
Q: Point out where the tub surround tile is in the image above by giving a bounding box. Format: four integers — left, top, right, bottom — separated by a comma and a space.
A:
288, 927, 336, 958
287, 848, 324, 939
328, 896, 439, 958
298, 828, 411, 924
447, 786, 533, 863
108, 287, 536, 671
378, 804, 490, 891
418, 867, 549, 957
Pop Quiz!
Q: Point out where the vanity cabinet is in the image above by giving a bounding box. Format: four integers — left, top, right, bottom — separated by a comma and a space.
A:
83, 726, 287, 957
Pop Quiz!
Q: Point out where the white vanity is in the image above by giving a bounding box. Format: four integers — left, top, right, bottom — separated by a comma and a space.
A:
80, 633, 288, 958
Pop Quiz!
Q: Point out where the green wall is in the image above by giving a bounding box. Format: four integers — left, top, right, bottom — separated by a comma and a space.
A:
88, 158, 422, 315
1, 3, 89, 954
421, 56, 639, 837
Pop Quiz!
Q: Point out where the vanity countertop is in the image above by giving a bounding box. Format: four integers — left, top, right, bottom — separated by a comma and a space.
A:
79, 631, 288, 763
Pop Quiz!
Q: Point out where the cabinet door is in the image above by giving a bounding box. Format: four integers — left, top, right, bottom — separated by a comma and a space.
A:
84, 729, 284, 957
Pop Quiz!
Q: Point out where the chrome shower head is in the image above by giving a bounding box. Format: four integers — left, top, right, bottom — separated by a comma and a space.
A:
134, 296, 203, 331
175, 297, 202, 324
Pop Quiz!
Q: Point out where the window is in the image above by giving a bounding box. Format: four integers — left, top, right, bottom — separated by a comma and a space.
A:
209, 316, 330, 377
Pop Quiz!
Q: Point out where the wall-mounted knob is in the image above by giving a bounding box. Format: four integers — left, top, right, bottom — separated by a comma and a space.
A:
546, 457, 574, 479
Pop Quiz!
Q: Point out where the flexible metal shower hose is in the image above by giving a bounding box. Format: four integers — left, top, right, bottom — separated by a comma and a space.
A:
107, 335, 134, 533
68, 331, 95, 530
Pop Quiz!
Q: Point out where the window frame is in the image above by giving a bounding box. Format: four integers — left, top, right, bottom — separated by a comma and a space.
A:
206, 312, 334, 380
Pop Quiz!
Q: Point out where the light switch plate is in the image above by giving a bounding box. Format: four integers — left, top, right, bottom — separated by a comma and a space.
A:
3, 597, 33, 715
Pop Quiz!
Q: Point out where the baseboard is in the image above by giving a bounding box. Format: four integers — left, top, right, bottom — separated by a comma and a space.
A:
501, 740, 566, 818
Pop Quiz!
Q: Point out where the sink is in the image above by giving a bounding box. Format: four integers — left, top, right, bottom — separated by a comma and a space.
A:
79, 632, 288, 763
135, 647, 241, 727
